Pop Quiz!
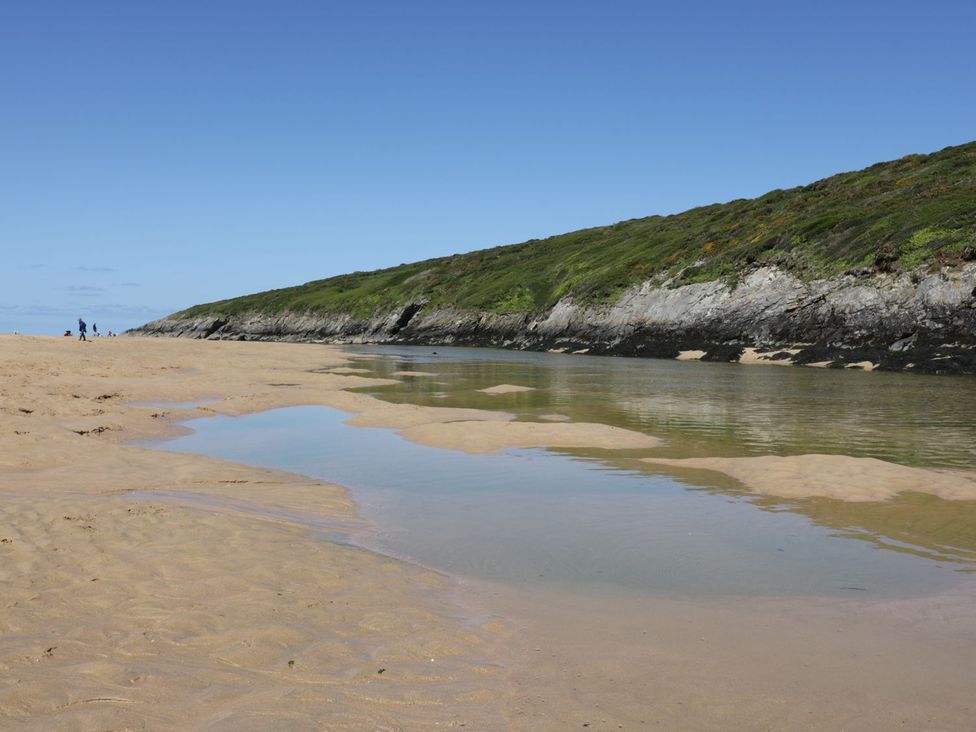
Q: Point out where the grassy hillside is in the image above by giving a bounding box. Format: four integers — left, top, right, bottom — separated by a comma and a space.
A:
179, 141, 976, 319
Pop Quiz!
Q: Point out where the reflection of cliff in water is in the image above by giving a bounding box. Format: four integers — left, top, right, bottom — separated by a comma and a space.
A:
346, 345, 976, 568
348, 345, 976, 468
554, 449, 976, 569
627, 456, 976, 570
763, 492, 976, 568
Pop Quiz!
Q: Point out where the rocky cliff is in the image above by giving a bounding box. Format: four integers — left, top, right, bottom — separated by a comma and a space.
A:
131, 264, 976, 374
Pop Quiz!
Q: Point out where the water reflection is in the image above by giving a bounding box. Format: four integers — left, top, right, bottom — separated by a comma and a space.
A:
341, 345, 976, 570
569, 450, 976, 569
347, 345, 976, 467
763, 492, 976, 568
160, 407, 974, 602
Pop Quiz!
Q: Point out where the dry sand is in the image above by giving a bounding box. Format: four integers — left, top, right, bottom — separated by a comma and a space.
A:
644, 454, 976, 501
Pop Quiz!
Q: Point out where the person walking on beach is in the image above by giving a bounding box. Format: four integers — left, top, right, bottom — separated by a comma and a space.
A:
78, 318, 87, 341
92, 322, 98, 337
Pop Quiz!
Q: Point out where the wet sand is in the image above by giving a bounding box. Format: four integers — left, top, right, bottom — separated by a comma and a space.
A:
3, 334, 975, 730
477, 581, 976, 731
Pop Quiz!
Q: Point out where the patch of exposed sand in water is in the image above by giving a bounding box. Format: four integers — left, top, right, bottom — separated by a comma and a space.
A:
401, 420, 661, 454
676, 350, 707, 361
643, 454, 976, 502
539, 413, 571, 422
478, 383, 536, 394
391, 370, 438, 377
343, 400, 513, 429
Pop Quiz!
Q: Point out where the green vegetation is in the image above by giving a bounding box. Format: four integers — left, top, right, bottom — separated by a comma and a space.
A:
178, 141, 976, 319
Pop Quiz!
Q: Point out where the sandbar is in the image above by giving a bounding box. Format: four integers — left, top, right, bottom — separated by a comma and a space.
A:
401, 419, 662, 454
477, 383, 536, 394
644, 453, 976, 501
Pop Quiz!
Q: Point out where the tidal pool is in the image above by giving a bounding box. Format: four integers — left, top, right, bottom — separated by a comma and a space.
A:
157, 346, 976, 599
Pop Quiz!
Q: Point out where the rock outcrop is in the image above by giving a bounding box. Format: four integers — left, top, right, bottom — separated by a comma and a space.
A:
131, 265, 976, 374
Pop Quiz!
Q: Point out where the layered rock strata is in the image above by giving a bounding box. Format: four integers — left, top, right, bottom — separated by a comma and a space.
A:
131, 265, 976, 374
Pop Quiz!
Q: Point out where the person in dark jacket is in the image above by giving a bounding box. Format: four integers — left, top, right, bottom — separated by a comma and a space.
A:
78, 318, 87, 341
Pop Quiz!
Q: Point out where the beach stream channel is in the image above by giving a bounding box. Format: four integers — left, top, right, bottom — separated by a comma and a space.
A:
150, 346, 976, 729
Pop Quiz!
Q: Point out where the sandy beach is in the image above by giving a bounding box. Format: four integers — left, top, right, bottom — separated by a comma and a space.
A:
0, 335, 527, 730
3, 335, 975, 731
0, 335, 662, 730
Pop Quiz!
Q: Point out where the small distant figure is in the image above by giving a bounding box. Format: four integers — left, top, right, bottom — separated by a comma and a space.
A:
107, 329, 114, 337
92, 322, 99, 337
63, 330, 72, 337
78, 318, 87, 341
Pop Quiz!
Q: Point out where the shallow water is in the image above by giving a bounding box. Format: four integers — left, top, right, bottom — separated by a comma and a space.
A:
348, 346, 976, 468
157, 342, 976, 599
153, 346, 976, 729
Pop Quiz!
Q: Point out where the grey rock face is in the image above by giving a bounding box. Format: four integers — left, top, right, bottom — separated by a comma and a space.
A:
130, 264, 976, 374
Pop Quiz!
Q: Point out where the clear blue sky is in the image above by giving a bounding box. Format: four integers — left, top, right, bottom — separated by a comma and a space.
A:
2, 0, 974, 334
